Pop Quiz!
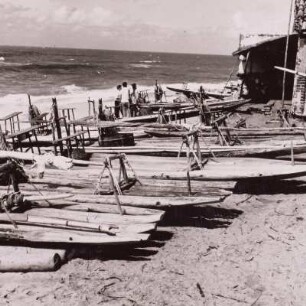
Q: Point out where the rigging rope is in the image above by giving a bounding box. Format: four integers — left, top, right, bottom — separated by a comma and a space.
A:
222, 58, 239, 94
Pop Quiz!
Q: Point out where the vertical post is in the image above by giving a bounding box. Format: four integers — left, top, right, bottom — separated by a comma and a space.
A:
291, 0, 306, 115
194, 133, 202, 165
281, 0, 294, 110
16, 114, 20, 131
98, 98, 103, 121
187, 171, 192, 196
291, 140, 295, 165
52, 97, 63, 155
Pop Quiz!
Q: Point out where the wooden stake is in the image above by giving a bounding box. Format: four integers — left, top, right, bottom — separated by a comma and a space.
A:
291, 140, 295, 165
52, 98, 63, 155
187, 171, 192, 195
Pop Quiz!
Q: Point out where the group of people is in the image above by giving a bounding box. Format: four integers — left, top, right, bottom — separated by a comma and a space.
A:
114, 80, 164, 119
114, 82, 140, 118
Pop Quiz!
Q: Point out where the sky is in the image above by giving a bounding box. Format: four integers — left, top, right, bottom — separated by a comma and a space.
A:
0, 0, 293, 55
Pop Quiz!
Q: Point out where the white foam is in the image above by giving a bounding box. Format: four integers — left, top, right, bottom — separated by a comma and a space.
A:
139, 60, 161, 64
61, 84, 87, 94
0, 81, 228, 120
130, 64, 151, 69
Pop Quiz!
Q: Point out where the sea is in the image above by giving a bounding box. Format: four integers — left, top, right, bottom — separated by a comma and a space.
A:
0, 46, 237, 118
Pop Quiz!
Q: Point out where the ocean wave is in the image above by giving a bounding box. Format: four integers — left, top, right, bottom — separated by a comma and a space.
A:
0, 61, 94, 71
130, 63, 151, 69
0, 61, 26, 67
61, 84, 87, 94
0, 81, 229, 119
139, 60, 161, 64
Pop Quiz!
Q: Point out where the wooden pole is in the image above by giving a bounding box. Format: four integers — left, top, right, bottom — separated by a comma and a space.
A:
52, 98, 63, 155
98, 98, 103, 121
187, 171, 192, 195
281, 0, 295, 110
291, 140, 295, 165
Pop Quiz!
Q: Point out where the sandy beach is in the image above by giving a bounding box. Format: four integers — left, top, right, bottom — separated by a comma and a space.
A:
1, 1, 303, 305
0, 189, 305, 305
0, 101, 306, 305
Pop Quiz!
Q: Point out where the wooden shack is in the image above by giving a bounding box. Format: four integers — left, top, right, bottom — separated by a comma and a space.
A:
233, 33, 298, 102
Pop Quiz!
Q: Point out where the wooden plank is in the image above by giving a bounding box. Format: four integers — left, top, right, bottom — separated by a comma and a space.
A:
64, 194, 226, 208
27, 208, 164, 224
0, 224, 150, 245
0, 214, 156, 234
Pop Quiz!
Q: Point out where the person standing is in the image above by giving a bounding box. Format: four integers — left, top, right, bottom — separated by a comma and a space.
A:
154, 80, 163, 102
121, 81, 130, 117
114, 84, 122, 119
130, 83, 139, 117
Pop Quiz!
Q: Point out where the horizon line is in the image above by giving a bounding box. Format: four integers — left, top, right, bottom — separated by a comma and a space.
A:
0, 43, 231, 57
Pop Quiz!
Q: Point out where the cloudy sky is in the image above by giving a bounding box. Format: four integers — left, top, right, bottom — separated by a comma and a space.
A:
0, 0, 293, 55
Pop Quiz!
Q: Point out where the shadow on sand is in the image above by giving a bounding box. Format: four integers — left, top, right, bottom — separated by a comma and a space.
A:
72, 204, 244, 262
234, 178, 306, 194
75, 230, 174, 262
160, 205, 243, 229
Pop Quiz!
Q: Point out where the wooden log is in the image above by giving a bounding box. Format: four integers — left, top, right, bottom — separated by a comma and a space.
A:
36, 201, 164, 215
0, 213, 155, 234
0, 214, 114, 234
85, 143, 306, 158
138, 178, 236, 190
25, 193, 73, 201
138, 158, 306, 181
126, 184, 233, 196
27, 208, 164, 224
0, 224, 150, 245
65, 194, 225, 208
0, 246, 68, 272
38, 195, 225, 209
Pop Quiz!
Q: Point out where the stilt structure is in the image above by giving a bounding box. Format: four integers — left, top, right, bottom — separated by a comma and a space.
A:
94, 154, 140, 211
178, 130, 203, 170
292, 0, 306, 116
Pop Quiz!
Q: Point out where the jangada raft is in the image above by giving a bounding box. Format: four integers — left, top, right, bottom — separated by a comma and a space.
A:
0, 154, 165, 257
85, 142, 306, 158
138, 158, 306, 181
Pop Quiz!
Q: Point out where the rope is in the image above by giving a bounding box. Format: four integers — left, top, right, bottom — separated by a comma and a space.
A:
2, 204, 18, 229
29, 181, 53, 207
281, 0, 295, 109
222, 58, 239, 94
